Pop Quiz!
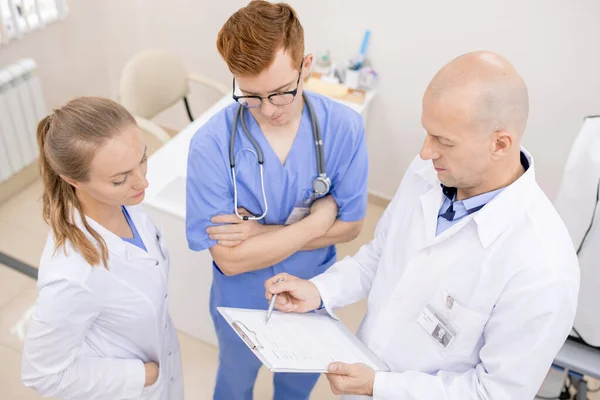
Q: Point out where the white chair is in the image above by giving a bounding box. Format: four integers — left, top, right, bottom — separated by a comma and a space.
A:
554, 115, 600, 348
119, 49, 229, 152
539, 115, 600, 400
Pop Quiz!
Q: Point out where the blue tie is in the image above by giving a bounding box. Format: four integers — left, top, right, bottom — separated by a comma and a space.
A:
439, 202, 456, 221
438, 152, 529, 222
439, 186, 485, 221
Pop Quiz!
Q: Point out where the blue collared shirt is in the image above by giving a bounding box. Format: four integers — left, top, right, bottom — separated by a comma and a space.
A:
436, 187, 504, 235
436, 152, 530, 236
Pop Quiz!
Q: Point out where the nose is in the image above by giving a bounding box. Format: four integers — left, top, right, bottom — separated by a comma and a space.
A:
420, 135, 439, 161
259, 100, 278, 118
132, 168, 149, 191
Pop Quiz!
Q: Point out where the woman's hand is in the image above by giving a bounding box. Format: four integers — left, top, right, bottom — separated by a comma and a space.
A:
144, 362, 159, 387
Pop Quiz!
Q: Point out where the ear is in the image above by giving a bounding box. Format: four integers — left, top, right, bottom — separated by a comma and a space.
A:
60, 174, 81, 189
491, 130, 513, 159
302, 54, 314, 80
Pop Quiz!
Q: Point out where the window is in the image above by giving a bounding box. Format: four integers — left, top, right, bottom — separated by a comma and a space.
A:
0, 0, 67, 45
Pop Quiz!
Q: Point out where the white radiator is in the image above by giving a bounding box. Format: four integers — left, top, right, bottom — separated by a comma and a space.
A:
0, 58, 46, 184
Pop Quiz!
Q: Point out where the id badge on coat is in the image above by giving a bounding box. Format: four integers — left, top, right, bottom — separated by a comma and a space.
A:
417, 303, 458, 350
284, 191, 315, 225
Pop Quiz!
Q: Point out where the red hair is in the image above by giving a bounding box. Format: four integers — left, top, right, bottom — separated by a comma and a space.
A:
217, 0, 304, 76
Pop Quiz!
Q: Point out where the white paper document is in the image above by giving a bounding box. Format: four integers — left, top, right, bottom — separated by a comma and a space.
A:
217, 307, 389, 373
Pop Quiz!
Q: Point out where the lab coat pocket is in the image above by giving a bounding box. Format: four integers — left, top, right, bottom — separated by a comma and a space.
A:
447, 302, 488, 357
141, 364, 162, 395
431, 290, 489, 357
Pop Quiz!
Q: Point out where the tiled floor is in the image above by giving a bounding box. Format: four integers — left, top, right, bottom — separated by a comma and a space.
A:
0, 180, 598, 399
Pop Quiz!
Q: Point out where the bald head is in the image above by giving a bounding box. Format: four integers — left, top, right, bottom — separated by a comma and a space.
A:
425, 51, 529, 138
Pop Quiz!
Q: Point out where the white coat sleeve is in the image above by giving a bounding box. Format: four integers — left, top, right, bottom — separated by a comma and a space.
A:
371, 269, 579, 400
311, 183, 402, 312
310, 156, 425, 313
22, 277, 146, 400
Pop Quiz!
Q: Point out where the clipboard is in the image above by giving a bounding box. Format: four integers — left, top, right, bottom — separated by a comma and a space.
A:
231, 320, 263, 350
218, 307, 389, 373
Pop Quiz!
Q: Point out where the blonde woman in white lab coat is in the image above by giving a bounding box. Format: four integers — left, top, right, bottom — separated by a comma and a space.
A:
21, 97, 183, 400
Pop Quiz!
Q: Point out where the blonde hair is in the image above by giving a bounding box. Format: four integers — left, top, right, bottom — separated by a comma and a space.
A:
37, 97, 136, 268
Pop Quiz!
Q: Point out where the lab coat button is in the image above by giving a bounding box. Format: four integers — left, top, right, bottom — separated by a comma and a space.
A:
168, 351, 172, 356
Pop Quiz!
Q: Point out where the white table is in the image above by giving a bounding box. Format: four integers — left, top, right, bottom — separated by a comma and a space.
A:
143, 90, 376, 346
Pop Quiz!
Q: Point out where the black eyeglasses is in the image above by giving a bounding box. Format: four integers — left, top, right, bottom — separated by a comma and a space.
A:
233, 61, 303, 109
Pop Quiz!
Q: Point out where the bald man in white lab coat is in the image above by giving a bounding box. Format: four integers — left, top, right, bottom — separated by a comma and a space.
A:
265, 51, 580, 399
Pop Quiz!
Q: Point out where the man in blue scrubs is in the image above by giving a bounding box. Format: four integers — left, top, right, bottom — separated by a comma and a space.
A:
185, 1, 369, 399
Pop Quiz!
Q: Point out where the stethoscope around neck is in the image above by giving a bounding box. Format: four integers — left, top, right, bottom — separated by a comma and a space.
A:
229, 93, 330, 221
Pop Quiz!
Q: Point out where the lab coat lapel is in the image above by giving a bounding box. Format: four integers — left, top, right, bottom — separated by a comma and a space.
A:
123, 237, 153, 262
416, 161, 481, 249
416, 161, 443, 241
416, 162, 472, 245
71, 207, 158, 265
419, 184, 445, 243
472, 148, 536, 249
125, 206, 162, 263
72, 209, 128, 262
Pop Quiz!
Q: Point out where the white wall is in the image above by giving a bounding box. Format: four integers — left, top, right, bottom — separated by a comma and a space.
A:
2, 0, 600, 199
293, 0, 600, 199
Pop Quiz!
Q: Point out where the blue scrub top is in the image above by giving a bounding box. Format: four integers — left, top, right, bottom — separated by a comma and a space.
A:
186, 91, 369, 308
121, 206, 147, 251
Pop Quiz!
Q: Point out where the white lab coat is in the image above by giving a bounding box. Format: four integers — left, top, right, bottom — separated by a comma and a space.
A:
312, 149, 580, 400
554, 116, 600, 346
22, 205, 183, 400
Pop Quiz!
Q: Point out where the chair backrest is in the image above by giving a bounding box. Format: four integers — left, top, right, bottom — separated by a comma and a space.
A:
554, 115, 600, 346
120, 49, 189, 119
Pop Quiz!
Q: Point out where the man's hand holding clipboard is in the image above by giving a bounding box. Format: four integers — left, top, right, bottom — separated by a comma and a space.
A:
263, 272, 379, 397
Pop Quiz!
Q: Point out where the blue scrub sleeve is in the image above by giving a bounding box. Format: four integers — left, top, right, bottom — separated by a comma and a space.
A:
331, 117, 369, 222
186, 135, 234, 251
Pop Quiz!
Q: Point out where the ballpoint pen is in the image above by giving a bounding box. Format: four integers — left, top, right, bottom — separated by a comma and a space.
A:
266, 276, 283, 324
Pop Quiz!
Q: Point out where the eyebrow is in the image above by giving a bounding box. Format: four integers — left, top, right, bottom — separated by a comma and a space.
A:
427, 131, 453, 142
240, 79, 295, 96
109, 146, 147, 178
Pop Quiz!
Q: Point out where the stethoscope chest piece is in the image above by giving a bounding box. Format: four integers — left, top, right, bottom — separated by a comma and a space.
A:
313, 175, 331, 196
